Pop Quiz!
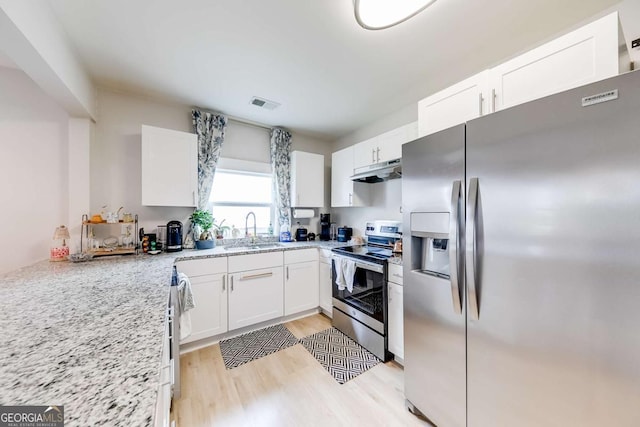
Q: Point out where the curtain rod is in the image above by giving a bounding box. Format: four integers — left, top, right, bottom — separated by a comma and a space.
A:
192, 106, 285, 132
227, 115, 272, 131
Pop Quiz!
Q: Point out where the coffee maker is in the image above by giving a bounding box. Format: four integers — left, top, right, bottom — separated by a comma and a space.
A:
166, 220, 183, 252
320, 213, 331, 241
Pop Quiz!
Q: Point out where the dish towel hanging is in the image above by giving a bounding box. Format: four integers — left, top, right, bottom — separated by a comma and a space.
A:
343, 259, 356, 293
178, 272, 196, 340
334, 258, 356, 293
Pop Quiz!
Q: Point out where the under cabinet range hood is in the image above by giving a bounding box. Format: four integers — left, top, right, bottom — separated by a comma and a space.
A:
350, 158, 402, 183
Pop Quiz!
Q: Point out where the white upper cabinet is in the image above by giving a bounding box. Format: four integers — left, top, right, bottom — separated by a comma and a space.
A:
378, 121, 418, 161
141, 125, 198, 207
418, 71, 490, 137
353, 136, 379, 170
331, 146, 369, 208
490, 11, 622, 111
290, 151, 324, 208
354, 122, 419, 169
418, 12, 625, 138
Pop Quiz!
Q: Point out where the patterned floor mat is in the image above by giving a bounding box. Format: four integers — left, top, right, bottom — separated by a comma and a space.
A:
299, 327, 381, 384
219, 324, 299, 369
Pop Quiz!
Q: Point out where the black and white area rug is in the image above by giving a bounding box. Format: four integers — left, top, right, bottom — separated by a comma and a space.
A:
299, 327, 381, 384
219, 324, 299, 369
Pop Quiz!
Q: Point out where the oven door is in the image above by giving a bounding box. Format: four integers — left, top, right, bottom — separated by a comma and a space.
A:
332, 255, 386, 328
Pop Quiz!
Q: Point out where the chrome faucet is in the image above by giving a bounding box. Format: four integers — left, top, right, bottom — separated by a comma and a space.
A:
245, 211, 257, 243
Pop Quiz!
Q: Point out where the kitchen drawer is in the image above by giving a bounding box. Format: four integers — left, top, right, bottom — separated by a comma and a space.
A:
388, 263, 403, 285
284, 248, 318, 264
319, 248, 332, 264
175, 257, 227, 277
228, 251, 283, 273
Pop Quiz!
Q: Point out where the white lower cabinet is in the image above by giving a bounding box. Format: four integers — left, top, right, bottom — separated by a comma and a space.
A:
319, 250, 333, 316
284, 249, 319, 315
182, 274, 228, 343
175, 258, 228, 344
388, 263, 404, 362
228, 266, 284, 331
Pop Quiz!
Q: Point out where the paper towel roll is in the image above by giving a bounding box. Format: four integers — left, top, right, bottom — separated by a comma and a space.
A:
293, 209, 315, 219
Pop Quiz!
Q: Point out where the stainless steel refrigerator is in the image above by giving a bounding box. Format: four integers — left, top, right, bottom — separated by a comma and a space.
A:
402, 70, 640, 427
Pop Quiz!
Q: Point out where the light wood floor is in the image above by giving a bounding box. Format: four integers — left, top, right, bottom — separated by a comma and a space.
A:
172, 314, 430, 426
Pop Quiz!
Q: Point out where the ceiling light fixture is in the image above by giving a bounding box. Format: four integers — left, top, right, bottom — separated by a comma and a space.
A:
353, 0, 437, 30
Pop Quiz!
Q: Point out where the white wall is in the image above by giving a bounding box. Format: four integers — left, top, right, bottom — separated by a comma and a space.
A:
332, 179, 403, 238
67, 118, 91, 244
93, 88, 333, 237
92, 88, 194, 234
0, 67, 70, 274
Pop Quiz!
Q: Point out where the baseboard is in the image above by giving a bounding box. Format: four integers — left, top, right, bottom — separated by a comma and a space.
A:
179, 308, 321, 354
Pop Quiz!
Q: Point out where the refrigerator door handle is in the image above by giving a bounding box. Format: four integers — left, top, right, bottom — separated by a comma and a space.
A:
466, 177, 480, 320
449, 180, 463, 314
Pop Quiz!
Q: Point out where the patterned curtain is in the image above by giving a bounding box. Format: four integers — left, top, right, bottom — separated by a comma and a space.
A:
270, 128, 292, 231
192, 109, 227, 210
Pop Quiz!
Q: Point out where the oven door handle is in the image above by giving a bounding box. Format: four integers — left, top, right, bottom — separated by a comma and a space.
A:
332, 255, 384, 274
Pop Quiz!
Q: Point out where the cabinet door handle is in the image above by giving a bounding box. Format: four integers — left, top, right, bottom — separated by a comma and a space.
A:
222, 275, 226, 292
192, 190, 196, 205
240, 272, 273, 281
491, 88, 496, 112
371, 148, 376, 163
297, 194, 300, 205
230, 275, 234, 292
376, 147, 380, 163
478, 93, 484, 116
349, 193, 353, 206
286, 266, 289, 280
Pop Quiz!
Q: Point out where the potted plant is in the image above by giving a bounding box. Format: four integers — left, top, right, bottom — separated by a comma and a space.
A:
190, 210, 231, 249
213, 219, 230, 240
190, 210, 215, 249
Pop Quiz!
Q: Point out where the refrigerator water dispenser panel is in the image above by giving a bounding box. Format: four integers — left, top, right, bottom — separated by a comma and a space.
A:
410, 212, 451, 278
422, 238, 450, 278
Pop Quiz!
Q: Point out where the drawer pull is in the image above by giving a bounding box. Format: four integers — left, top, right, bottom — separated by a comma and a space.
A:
240, 272, 273, 281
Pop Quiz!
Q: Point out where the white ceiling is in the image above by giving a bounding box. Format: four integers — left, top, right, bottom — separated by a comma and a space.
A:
47, 0, 620, 140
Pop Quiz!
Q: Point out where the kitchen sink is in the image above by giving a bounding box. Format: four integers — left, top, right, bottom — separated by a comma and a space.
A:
223, 243, 283, 251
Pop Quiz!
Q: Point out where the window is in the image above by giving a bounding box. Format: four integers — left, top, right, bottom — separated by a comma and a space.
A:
210, 169, 274, 236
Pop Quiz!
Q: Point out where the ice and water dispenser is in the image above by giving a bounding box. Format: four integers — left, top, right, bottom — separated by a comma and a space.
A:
410, 212, 451, 278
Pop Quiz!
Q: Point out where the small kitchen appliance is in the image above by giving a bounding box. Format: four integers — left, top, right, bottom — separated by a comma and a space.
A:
295, 222, 308, 241
320, 213, 331, 241
337, 226, 352, 242
166, 220, 183, 252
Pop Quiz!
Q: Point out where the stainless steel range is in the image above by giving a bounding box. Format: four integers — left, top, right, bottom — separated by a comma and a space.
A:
331, 220, 401, 361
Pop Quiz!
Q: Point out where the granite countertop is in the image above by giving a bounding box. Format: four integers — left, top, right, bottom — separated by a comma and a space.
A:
0, 240, 348, 426
388, 254, 403, 265
0, 254, 177, 426
175, 239, 348, 261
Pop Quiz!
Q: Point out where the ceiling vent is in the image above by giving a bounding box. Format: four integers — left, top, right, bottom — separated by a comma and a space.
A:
250, 96, 281, 110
